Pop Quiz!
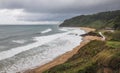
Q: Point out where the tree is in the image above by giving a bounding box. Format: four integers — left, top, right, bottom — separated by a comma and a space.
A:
113, 17, 120, 30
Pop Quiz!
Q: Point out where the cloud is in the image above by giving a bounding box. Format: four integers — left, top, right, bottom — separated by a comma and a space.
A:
0, 0, 120, 24
0, 0, 119, 13
0, 9, 61, 24
0, 9, 24, 24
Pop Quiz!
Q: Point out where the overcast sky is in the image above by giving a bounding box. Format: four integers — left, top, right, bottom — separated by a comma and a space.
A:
0, 0, 120, 24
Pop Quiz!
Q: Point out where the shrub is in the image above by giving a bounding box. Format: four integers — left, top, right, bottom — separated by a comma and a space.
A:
112, 31, 120, 41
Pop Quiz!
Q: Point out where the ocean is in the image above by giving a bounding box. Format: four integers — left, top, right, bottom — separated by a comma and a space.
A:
0, 25, 85, 73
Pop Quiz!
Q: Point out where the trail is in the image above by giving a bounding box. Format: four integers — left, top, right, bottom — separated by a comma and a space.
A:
99, 32, 105, 41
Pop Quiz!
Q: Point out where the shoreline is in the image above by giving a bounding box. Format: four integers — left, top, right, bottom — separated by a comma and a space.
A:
24, 27, 101, 73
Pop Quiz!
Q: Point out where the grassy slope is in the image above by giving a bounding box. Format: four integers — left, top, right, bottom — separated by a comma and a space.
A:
43, 40, 120, 73
43, 10, 120, 73
107, 41, 120, 48
60, 10, 120, 29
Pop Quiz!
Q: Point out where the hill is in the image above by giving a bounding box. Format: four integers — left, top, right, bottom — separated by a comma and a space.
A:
60, 10, 120, 29
42, 10, 120, 73
43, 40, 120, 73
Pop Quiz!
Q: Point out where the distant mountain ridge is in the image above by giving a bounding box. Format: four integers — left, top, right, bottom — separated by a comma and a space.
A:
60, 10, 120, 29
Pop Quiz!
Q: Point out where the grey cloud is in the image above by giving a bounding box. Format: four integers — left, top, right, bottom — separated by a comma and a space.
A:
18, 13, 81, 21
0, 0, 120, 13
0, 0, 120, 21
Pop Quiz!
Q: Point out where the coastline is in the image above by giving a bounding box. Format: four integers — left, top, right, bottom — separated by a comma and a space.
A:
24, 27, 102, 73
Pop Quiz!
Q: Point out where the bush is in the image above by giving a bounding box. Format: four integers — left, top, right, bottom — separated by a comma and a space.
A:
103, 31, 113, 40
78, 63, 97, 73
81, 31, 101, 37
112, 31, 120, 41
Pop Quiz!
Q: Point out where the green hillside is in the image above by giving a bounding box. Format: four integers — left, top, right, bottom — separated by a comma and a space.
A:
43, 10, 120, 73
43, 40, 120, 73
60, 10, 120, 29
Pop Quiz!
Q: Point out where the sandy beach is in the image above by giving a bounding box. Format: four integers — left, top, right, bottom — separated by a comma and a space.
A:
24, 27, 102, 73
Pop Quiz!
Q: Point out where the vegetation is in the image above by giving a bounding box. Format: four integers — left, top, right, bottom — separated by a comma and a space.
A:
112, 31, 120, 41
43, 10, 120, 73
107, 41, 120, 48
43, 40, 120, 73
113, 16, 120, 30
60, 10, 120, 29
103, 30, 120, 41
103, 31, 113, 40
81, 31, 101, 37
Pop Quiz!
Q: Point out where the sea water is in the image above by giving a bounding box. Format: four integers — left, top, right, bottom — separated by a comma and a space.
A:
0, 25, 85, 73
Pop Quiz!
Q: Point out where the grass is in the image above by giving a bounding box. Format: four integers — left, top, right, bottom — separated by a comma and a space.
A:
43, 40, 120, 73
106, 41, 120, 48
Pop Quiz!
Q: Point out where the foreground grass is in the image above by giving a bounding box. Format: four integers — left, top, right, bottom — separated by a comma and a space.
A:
43, 40, 120, 73
107, 41, 120, 48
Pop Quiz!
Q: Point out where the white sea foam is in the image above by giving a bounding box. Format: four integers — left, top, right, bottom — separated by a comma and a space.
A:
12, 40, 26, 44
41, 28, 52, 33
59, 27, 77, 31
59, 28, 69, 31
0, 28, 86, 73
0, 32, 68, 61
